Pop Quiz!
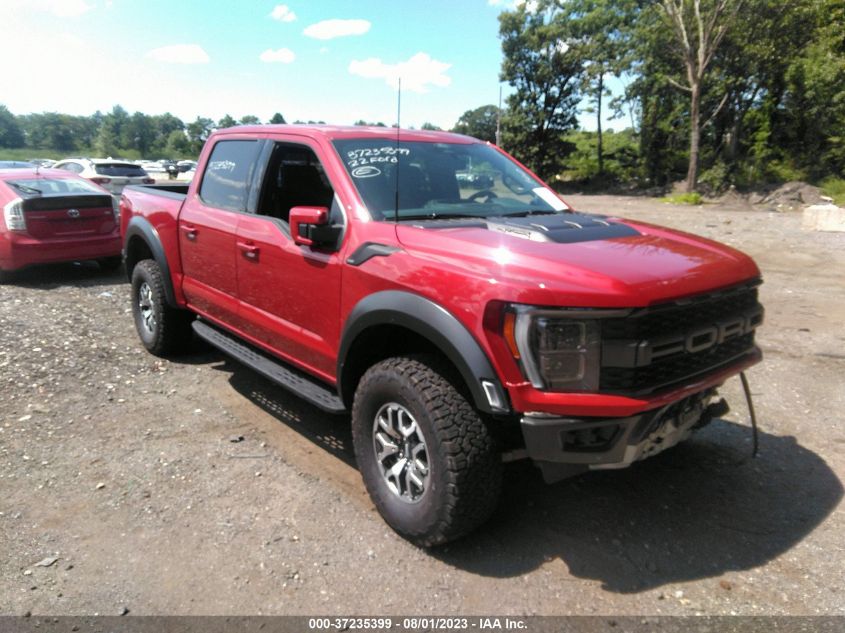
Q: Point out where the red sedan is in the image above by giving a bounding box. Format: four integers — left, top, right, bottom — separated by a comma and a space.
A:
0, 168, 121, 280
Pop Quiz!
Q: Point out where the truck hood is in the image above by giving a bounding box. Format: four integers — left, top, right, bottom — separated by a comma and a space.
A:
394, 212, 761, 307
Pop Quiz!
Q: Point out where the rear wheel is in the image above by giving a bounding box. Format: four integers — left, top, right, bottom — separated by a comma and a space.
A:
130, 259, 193, 356
351, 355, 501, 546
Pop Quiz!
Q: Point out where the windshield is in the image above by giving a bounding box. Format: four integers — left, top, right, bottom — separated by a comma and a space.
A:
94, 163, 147, 177
332, 140, 569, 221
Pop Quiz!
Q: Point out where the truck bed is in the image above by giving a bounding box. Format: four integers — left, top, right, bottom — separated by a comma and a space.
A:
124, 183, 189, 200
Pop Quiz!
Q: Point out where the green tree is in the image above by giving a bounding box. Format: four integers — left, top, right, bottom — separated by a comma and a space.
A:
21, 113, 77, 151
123, 112, 155, 155
451, 105, 499, 142
562, 0, 637, 175
780, 0, 845, 177
0, 105, 25, 148
96, 105, 130, 156
269, 112, 286, 124
217, 114, 237, 129
150, 113, 185, 156
499, 0, 583, 180
186, 116, 215, 154
421, 122, 441, 131
239, 115, 261, 125
165, 129, 192, 157
657, 0, 745, 191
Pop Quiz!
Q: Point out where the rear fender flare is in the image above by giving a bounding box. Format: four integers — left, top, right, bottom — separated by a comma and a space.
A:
123, 216, 177, 307
338, 291, 509, 415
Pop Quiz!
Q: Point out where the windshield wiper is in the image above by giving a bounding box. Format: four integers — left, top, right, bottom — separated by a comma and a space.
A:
399, 212, 483, 221
11, 183, 42, 194
496, 209, 559, 218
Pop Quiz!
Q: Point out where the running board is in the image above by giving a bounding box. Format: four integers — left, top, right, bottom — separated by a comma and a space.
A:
192, 320, 347, 414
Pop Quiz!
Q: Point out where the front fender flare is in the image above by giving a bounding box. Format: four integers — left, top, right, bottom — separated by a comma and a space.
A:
338, 291, 509, 415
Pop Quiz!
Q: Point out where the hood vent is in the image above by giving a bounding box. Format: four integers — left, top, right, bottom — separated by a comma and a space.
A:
485, 213, 640, 244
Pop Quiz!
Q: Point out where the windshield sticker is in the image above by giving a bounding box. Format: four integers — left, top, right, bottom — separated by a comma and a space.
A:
532, 187, 567, 211
346, 147, 410, 168
351, 165, 382, 178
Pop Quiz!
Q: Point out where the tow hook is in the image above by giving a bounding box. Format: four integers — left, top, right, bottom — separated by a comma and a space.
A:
695, 397, 730, 430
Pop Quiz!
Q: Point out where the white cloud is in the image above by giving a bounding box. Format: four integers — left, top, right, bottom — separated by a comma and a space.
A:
269, 4, 296, 22
146, 44, 210, 64
348, 52, 451, 93
259, 48, 295, 64
488, 0, 538, 10
303, 19, 370, 40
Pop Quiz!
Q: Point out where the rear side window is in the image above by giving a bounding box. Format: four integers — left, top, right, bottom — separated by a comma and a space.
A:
57, 162, 83, 174
94, 163, 147, 177
199, 140, 261, 212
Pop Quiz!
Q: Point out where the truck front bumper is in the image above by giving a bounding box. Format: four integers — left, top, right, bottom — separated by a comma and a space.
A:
521, 388, 728, 483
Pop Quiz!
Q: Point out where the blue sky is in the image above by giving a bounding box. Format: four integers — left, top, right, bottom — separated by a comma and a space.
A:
1, 0, 619, 131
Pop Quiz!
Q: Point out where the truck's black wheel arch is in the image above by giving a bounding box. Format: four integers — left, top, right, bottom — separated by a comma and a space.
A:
123, 216, 178, 308
338, 291, 509, 416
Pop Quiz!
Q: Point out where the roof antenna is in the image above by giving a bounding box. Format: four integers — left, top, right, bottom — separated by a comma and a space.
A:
394, 77, 401, 224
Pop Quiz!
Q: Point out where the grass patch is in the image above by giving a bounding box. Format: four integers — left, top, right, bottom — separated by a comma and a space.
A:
659, 192, 704, 205
820, 177, 845, 206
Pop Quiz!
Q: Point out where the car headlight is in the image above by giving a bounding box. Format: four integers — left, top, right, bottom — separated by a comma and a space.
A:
505, 306, 602, 392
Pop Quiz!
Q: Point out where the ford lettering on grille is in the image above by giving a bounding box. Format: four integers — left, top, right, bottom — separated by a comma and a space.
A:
637, 305, 763, 366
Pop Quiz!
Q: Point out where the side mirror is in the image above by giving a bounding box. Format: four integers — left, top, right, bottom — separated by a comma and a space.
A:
288, 207, 329, 246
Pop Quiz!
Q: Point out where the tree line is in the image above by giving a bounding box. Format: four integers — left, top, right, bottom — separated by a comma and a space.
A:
486, 0, 845, 192
0, 106, 288, 159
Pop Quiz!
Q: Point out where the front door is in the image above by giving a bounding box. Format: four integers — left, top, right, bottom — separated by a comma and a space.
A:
235, 141, 344, 382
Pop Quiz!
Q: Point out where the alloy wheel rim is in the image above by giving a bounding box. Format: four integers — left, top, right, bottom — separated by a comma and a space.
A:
372, 402, 430, 503
138, 282, 156, 335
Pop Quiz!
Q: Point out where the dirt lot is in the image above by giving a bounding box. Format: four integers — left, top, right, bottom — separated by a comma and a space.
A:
1, 195, 844, 616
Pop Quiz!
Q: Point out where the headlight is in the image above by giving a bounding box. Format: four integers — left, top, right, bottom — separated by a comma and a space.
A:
506, 306, 602, 392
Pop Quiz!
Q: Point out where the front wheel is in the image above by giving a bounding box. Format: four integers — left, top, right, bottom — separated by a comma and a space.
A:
351, 355, 502, 546
130, 259, 193, 356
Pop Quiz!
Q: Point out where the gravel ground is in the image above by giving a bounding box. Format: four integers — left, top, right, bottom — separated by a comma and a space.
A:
1, 195, 843, 616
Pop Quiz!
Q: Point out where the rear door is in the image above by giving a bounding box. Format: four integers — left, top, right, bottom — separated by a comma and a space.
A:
235, 139, 345, 380
179, 138, 262, 328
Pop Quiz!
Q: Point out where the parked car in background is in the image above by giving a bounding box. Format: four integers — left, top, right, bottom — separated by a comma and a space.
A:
0, 161, 36, 169
0, 168, 121, 280
52, 158, 154, 195
28, 159, 56, 168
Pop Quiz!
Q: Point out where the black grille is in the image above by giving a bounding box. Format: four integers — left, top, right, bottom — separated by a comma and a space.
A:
599, 282, 761, 395
601, 333, 755, 394
603, 284, 760, 340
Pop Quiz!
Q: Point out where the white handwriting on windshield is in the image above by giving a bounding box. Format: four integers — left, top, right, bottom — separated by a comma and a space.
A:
346, 147, 410, 168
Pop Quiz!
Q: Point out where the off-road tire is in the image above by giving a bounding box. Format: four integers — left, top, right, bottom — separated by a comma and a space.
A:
351, 355, 502, 546
97, 256, 123, 273
130, 259, 193, 356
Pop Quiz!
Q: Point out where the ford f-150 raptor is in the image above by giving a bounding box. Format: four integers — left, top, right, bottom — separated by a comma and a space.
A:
120, 125, 763, 545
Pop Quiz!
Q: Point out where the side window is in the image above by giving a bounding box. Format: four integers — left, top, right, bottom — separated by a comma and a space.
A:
255, 142, 335, 223
199, 140, 261, 212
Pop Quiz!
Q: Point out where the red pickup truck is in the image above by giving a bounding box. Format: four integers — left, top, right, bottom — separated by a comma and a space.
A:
120, 125, 763, 545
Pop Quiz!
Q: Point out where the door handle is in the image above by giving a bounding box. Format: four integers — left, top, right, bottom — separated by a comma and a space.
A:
181, 224, 198, 241
237, 241, 260, 261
